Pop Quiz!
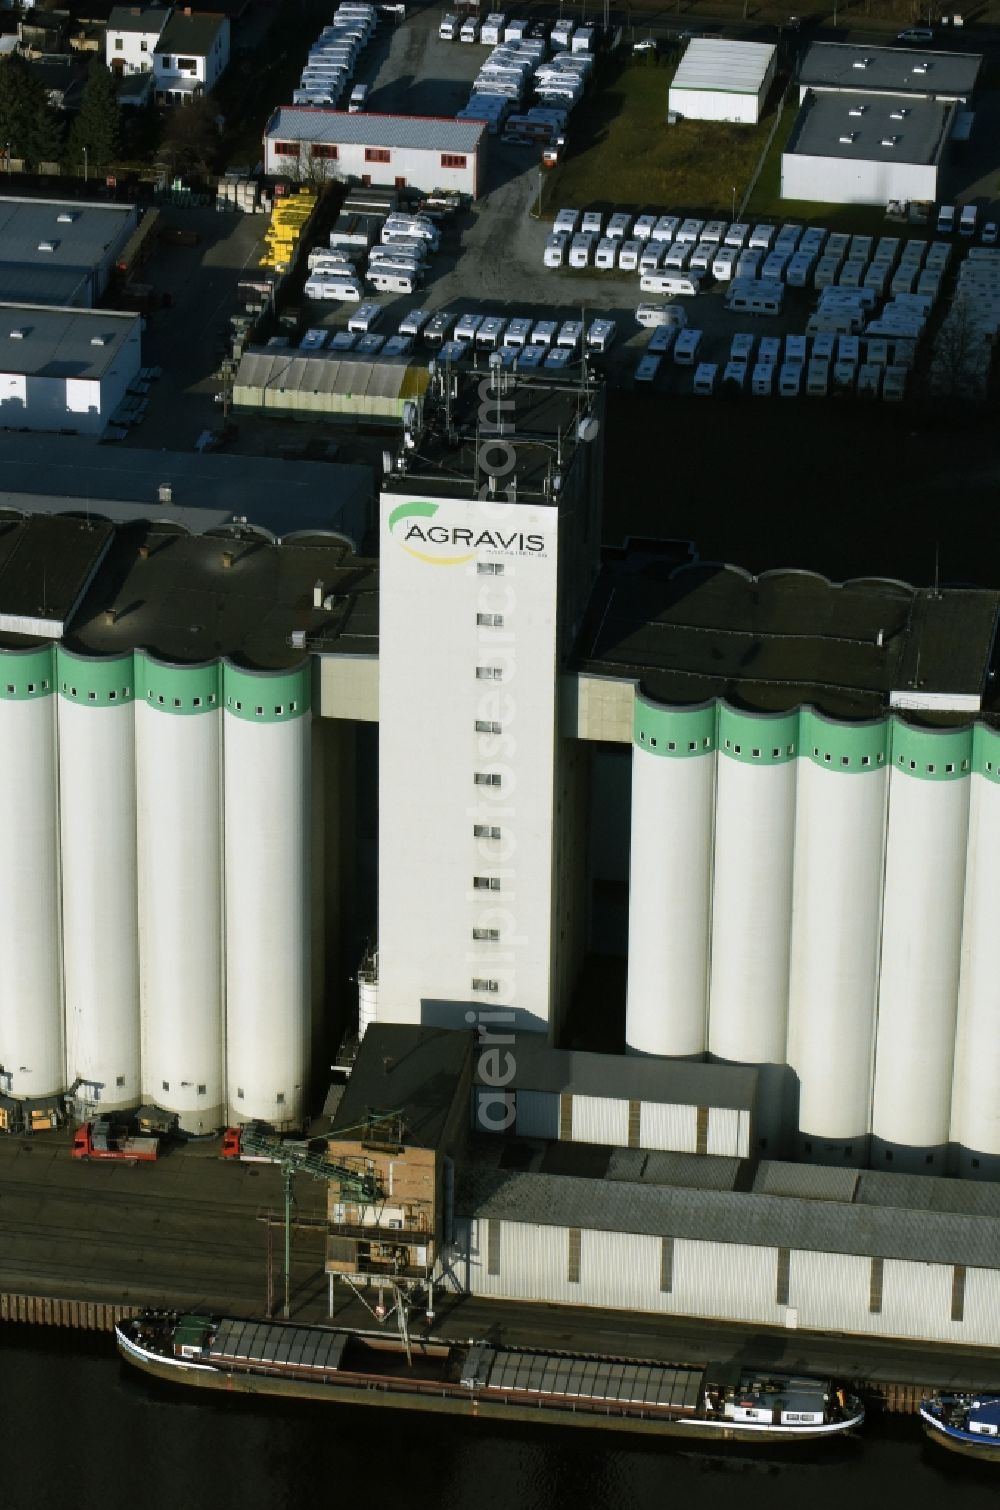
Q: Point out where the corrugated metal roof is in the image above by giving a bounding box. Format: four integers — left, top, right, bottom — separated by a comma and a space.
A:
754, 1161, 860, 1202
233, 349, 429, 403
856, 1170, 1000, 1220
266, 107, 486, 153
672, 38, 775, 95
607, 1148, 742, 1191
459, 1165, 1000, 1269
473, 1038, 758, 1111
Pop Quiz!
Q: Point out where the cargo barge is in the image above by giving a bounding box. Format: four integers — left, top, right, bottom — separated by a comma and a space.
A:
116, 1312, 864, 1442
920, 1392, 1000, 1460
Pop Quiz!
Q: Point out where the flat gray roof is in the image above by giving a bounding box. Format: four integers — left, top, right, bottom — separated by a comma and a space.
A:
266, 107, 486, 153
787, 90, 953, 167
0, 433, 372, 544
574, 552, 1000, 720
459, 1162, 1000, 1268
331, 1024, 473, 1151
0, 513, 113, 631
0, 511, 379, 666
797, 41, 981, 99
0, 304, 139, 379
474, 1037, 758, 1112
0, 197, 137, 306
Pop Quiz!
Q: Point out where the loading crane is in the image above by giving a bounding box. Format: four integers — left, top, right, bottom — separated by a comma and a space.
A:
224, 1124, 382, 1318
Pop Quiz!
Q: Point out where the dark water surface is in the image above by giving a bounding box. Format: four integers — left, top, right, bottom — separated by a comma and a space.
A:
4, 1325, 999, 1510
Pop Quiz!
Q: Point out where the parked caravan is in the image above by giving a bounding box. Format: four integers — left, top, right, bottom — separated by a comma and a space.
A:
751, 362, 774, 396
662, 243, 692, 272
832, 360, 856, 395
477, 316, 508, 349
721, 360, 747, 394
481, 12, 506, 44
702, 219, 727, 245
761, 251, 790, 282
554, 207, 580, 236
531, 319, 557, 346
676, 218, 705, 245
799, 227, 827, 257
581, 210, 604, 236
882, 364, 907, 399
557, 320, 584, 351
586, 318, 617, 353
635, 302, 687, 330
424, 310, 456, 345
641, 272, 703, 296
544, 345, 574, 371
437, 339, 469, 363
811, 331, 836, 363
653, 215, 680, 244
347, 302, 383, 333
460, 16, 481, 40
515, 343, 546, 369
806, 311, 862, 337
633, 214, 658, 242
594, 237, 619, 270
454, 312, 485, 342
640, 240, 669, 274
693, 362, 718, 395
672, 328, 702, 364
730, 332, 755, 363
960, 204, 978, 237
712, 246, 737, 281
724, 222, 750, 248
725, 282, 783, 315
635, 353, 661, 383
758, 336, 781, 365
504, 316, 533, 348
329, 330, 357, 350
806, 358, 829, 396
857, 362, 882, 397
778, 362, 802, 397
936, 204, 956, 234
369, 261, 423, 289
647, 324, 676, 355
349, 84, 369, 111
299, 328, 327, 351
785, 333, 807, 364
355, 332, 385, 355
748, 223, 776, 251
569, 233, 595, 267
398, 308, 431, 338
688, 240, 716, 275
607, 212, 633, 240
543, 233, 569, 268
786, 251, 816, 288
618, 240, 641, 272
305, 273, 363, 301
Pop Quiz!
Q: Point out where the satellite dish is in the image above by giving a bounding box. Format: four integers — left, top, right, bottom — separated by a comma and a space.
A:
577, 415, 600, 442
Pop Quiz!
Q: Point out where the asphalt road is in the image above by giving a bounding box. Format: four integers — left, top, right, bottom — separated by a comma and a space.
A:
3, 1133, 1000, 1392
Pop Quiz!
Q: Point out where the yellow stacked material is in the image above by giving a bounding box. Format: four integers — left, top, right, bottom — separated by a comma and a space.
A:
258, 188, 319, 270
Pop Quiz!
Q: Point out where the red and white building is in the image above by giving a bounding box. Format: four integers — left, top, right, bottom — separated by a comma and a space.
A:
263, 108, 487, 198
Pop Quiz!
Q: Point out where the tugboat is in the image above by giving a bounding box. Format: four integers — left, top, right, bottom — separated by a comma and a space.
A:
920, 1392, 1000, 1460
116, 1312, 865, 1443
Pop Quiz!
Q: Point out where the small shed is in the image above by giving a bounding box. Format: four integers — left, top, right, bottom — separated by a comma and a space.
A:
668, 38, 777, 125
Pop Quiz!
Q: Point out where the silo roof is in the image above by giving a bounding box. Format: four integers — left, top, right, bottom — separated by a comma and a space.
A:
672, 38, 776, 95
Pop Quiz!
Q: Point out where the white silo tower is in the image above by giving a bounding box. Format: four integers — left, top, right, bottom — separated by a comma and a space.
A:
625, 697, 716, 1057
135, 653, 225, 1135
708, 705, 799, 1149
223, 662, 311, 1129
785, 711, 889, 1160
58, 648, 140, 1114
871, 721, 972, 1169
0, 645, 65, 1102
950, 723, 1000, 1176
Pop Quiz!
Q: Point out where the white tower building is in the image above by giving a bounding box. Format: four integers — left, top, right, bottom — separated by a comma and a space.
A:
223, 662, 312, 1129
0, 645, 64, 1102
871, 722, 972, 1170
626, 698, 716, 1057
136, 654, 225, 1135
58, 647, 140, 1115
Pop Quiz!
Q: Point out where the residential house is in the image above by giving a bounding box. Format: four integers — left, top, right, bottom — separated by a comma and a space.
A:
105, 3, 229, 103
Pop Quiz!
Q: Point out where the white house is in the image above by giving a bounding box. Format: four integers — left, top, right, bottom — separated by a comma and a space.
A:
106, 4, 170, 77
154, 8, 230, 104
105, 4, 230, 103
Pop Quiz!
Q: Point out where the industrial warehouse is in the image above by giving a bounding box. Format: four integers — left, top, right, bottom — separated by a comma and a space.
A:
3, 365, 1000, 1352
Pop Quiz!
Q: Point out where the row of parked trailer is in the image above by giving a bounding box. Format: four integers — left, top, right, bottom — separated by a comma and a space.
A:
636, 325, 910, 401
293, 2, 379, 109
305, 194, 451, 300
456, 32, 594, 134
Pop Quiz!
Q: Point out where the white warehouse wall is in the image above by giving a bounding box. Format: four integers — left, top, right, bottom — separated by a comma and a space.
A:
780, 152, 938, 206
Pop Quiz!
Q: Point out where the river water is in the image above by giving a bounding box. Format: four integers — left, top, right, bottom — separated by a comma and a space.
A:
4, 1325, 999, 1510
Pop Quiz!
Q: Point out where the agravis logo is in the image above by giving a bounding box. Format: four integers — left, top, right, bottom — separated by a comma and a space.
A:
388, 500, 546, 565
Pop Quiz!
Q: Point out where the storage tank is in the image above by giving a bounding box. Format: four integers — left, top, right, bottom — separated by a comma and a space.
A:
785, 711, 888, 1160
708, 705, 799, 1150
625, 697, 716, 1056
950, 723, 1000, 1176
872, 720, 971, 1169
58, 648, 140, 1114
0, 645, 65, 1101
136, 654, 225, 1135
223, 662, 311, 1128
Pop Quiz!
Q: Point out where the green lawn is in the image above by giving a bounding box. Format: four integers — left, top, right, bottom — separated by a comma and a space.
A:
545, 60, 777, 215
